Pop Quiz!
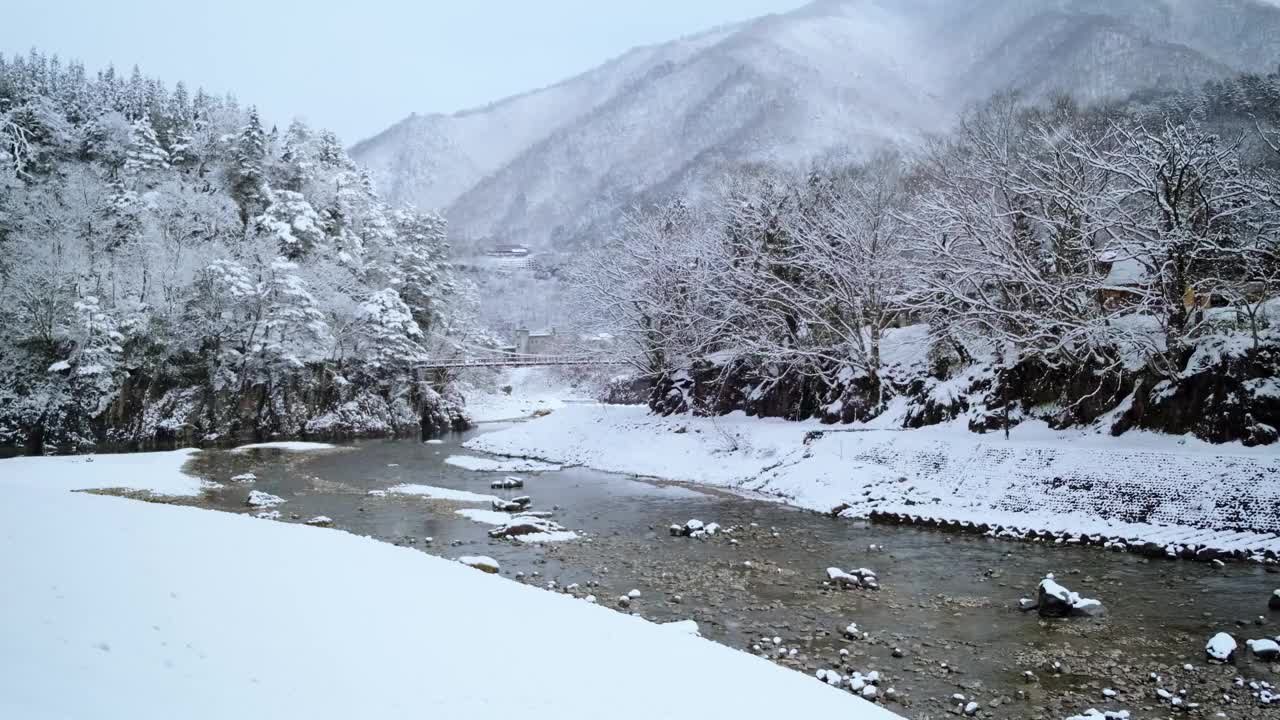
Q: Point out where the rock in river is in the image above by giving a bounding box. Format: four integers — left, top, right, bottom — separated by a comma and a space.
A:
1247, 638, 1280, 661
1205, 632, 1237, 663
488, 514, 569, 540
246, 490, 285, 508
1036, 574, 1105, 618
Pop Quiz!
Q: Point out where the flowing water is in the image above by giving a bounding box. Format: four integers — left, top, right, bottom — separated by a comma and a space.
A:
183, 425, 1280, 718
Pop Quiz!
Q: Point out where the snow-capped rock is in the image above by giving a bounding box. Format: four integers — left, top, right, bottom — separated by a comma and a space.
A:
827, 566, 878, 590
1247, 638, 1280, 661
487, 514, 576, 542
1036, 574, 1104, 618
1206, 632, 1238, 662
230, 473, 256, 484
305, 516, 334, 527
245, 490, 285, 508
490, 476, 524, 490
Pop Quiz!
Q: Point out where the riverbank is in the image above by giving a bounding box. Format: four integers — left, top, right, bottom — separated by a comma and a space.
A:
466, 404, 1280, 561
0, 449, 899, 719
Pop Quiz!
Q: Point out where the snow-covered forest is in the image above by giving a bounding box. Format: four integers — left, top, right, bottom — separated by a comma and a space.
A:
575, 73, 1280, 446
0, 51, 472, 452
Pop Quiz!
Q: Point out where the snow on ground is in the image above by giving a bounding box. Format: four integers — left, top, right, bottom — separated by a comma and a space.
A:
0, 463, 897, 719
231, 441, 339, 452
386, 484, 499, 504
445, 455, 562, 473
458, 367, 577, 423
467, 404, 1280, 557
0, 449, 204, 497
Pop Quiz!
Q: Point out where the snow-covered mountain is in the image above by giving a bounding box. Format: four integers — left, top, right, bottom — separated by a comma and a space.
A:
351, 0, 1280, 251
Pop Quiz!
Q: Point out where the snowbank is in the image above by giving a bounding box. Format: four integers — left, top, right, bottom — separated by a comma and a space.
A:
0, 448, 204, 497
0, 481, 897, 718
467, 404, 1280, 558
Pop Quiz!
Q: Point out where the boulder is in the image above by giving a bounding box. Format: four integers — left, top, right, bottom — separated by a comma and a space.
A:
1036, 574, 1104, 618
827, 568, 860, 588
490, 476, 524, 490
304, 516, 334, 527
246, 490, 285, 508
827, 566, 879, 590
1270, 589, 1280, 611
1205, 632, 1237, 663
1069, 598, 1107, 618
488, 514, 568, 539
1246, 638, 1280, 661
670, 519, 719, 538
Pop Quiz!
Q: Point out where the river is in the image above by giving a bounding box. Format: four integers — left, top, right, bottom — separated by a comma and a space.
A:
181, 423, 1280, 718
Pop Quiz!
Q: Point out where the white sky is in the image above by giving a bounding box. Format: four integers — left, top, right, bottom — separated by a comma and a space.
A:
3, 0, 810, 144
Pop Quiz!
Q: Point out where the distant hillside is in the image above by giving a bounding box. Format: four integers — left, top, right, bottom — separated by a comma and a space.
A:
352, 0, 1280, 252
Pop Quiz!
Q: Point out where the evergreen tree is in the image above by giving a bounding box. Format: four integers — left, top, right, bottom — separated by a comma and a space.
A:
230, 106, 267, 225
123, 116, 170, 176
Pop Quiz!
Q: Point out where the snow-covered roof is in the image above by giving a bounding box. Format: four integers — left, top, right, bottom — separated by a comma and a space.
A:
1104, 258, 1149, 287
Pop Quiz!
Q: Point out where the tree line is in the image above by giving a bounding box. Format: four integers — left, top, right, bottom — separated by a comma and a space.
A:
0, 50, 474, 450
575, 73, 1280, 438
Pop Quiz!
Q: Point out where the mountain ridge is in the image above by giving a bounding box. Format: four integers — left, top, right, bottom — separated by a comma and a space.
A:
352, 0, 1280, 251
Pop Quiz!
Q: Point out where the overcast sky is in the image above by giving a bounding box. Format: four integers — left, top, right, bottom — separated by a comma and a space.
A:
3, 0, 809, 144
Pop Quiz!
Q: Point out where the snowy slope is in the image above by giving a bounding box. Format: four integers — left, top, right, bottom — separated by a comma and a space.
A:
0, 460, 901, 719
349, 25, 738, 214
351, 0, 1280, 251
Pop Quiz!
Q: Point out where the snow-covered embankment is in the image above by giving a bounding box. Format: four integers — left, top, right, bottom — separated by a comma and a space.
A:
465, 404, 1280, 561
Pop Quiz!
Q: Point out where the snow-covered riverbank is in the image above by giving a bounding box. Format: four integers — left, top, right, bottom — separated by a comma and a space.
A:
466, 404, 1280, 560
0, 449, 898, 719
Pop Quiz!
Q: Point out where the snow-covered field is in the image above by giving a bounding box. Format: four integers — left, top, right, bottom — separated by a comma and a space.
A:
0, 450, 898, 719
466, 404, 1280, 559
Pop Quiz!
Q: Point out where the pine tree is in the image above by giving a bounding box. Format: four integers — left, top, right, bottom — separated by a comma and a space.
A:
255, 188, 324, 259
123, 116, 170, 176
392, 209, 454, 333
230, 106, 267, 225
278, 119, 313, 191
